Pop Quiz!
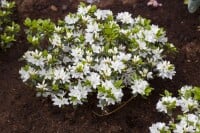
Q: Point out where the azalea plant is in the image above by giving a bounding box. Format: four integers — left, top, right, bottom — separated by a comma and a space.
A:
0, 0, 20, 50
19, 3, 176, 110
187, 0, 200, 13
24, 18, 55, 47
149, 86, 200, 133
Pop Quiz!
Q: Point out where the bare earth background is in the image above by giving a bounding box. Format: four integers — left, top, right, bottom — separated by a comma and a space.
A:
0, 0, 200, 132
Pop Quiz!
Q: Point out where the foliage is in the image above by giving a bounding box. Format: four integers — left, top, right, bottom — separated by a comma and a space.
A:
0, 0, 20, 50
24, 18, 55, 47
149, 86, 200, 133
187, 0, 200, 13
19, 3, 176, 110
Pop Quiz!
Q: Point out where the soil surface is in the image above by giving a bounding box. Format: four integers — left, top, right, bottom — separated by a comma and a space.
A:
0, 0, 200, 132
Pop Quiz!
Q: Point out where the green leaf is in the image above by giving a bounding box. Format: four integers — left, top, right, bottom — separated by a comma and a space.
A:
145, 87, 153, 96
184, 0, 188, 4
24, 18, 32, 27
114, 80, 123, 88
193, 87, 200, 101
164, 90, 172, 97
52, 84, 59, 91
42, 50, 48, 57
89, 5, 97, 13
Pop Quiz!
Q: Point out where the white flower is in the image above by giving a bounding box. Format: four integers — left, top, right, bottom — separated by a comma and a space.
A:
152, 48, 163, 61
132, 55, 141, 63
173, 114, 199, 133
49, 33, 62, 48
64, 15, 79, 25
98, 63, 112, 77
52, 92, 69, 108
36, 80, 52, 97
69, 82, 91, 105
44, 68, 54, 80
147, 72, 153, 79
1, 0, 9, 8
179, 85, 193, 96
177, 97, 198, 113
144, 30, 157, 43
54, 67, 70, 83
23, 50, 45, 67
139, 69, 153, 79
86, 72, 101, 88
156, 96, 177, 113
117, 52, 131, 61
77, 5, 91, 15
97, 80, 123, 107
82, 15, 94, 23
108, 47, 118, 54
36, 80, 48, 90
63, 56, 71, 64
149, 122, 169, 133
136, 39, 147, 50
72, 62, 90, 75
19, 68, 30, 82
116, 12, 134, 24
69, 65, 84, 79
86, 22, 100, 34
47, 54, 52, 62
102, 80, 115, 90
111, 60, 125, 73
85, 32, 94, 44
156, 61, 176, 79
36, 91, 53, 98
94, 9, 113, 20
187, 114, 199, 124
158, 35, 168, 43
91, 44, 102, 53
71, 47, 84, 62
151, 25, 160, 35
173, 121, 186, 133
131, 79, 149, 95
55, 26, 62, 32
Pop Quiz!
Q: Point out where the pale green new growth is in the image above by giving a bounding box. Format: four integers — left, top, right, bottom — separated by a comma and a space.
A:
0, 0, 20, 50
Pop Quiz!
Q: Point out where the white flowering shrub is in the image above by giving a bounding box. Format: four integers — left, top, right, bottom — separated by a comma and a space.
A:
149, 86, 200, 133
19, 3, 176, 110
0, 0, 20, 50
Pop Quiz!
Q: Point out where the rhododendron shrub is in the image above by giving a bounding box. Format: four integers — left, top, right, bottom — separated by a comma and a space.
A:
19, 3, 176, 110
0, 0, 20, 50
149, 86, 200, 133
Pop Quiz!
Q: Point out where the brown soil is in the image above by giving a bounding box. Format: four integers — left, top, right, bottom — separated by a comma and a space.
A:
0, 0, 200, 132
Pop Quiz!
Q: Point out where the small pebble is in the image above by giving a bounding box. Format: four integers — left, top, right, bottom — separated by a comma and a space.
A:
187, 60, 191, 62
62, 5, 68, 11
50, 5, 58, 12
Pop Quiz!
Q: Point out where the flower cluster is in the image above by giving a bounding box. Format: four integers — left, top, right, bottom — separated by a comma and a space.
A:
0, 0, 20, 50
19, 3, 176, 110
149, 86, 200, 133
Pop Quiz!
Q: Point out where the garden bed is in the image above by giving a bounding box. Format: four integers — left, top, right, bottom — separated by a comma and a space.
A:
0, 0, 200, 132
